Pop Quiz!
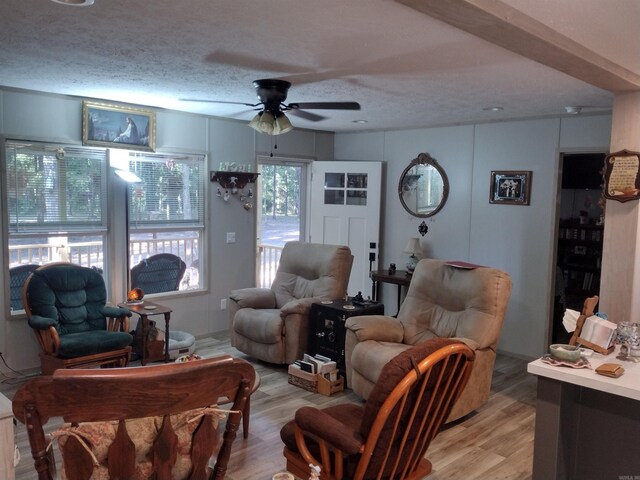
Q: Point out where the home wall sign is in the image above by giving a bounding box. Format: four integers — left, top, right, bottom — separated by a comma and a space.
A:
603, 150, 640, 203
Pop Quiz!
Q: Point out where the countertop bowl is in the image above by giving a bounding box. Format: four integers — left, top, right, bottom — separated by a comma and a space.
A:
549, 344, 582, 362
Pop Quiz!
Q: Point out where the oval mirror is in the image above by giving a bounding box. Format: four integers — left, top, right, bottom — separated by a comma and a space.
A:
398, 152, 449, 217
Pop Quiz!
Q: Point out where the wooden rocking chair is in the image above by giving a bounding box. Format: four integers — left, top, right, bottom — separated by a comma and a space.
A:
12, 355, 256, 480
280, 338, 474, 480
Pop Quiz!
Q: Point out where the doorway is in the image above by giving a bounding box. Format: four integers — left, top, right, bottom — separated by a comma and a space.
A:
256, 157, 308, 287
553, 152, 606, 343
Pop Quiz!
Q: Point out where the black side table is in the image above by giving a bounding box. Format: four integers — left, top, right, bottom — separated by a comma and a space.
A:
308, 299, 384, 385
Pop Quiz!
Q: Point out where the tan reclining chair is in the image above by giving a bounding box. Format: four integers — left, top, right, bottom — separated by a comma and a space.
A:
345, 258, 512, 422
229, 241, 353, 364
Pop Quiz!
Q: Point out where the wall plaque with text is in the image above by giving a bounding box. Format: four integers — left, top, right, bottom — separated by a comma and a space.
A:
603, 149, 640, 203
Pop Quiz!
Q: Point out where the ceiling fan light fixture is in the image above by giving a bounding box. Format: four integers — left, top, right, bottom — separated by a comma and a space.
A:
274, 114, 293, 135
248, 112, 262, 131
249, 111, 293, 135
258, 111, 275, 135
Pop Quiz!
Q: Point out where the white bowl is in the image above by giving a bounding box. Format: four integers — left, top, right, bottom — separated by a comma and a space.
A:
549, 344, 582, 362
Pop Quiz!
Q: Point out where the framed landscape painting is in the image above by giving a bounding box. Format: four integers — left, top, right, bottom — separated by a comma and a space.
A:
489, 170, 531, 205
82, 101, 156, 152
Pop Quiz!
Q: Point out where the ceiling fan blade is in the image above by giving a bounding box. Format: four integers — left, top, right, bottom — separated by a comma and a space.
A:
179, 98, 260, 107
288, 101, 361, 110
287, 109, 327, 122
204, 50, 312, 75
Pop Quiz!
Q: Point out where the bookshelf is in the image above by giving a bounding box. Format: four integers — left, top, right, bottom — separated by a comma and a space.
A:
558, 221, 603, 310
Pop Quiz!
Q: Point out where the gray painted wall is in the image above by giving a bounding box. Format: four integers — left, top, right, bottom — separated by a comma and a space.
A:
335, 115, 611, 359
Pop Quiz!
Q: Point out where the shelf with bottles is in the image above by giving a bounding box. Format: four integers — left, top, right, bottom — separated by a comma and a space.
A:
558, 221, 604, 243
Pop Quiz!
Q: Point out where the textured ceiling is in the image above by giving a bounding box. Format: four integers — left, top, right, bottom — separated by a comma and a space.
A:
0, 0, 637, 133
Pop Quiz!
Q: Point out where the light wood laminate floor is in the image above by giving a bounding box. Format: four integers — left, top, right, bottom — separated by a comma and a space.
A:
1, 333, 536, 479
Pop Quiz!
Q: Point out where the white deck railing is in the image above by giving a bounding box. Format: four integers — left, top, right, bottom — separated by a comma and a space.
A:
257, 244, 283, 288
10, 238, 281, 290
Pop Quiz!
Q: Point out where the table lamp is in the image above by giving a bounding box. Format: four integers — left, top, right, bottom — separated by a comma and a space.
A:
403, 237, 421, 273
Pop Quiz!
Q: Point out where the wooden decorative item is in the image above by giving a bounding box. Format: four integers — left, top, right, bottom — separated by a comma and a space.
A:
210, 171, 259, 190
569, 295, 615, 355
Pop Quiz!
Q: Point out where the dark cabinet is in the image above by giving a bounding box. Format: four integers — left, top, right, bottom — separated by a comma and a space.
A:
308, 299, 384, 385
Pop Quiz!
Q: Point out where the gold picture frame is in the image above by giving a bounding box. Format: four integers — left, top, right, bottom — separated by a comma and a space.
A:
489, 170, 531, 205
82, 101, 156, 152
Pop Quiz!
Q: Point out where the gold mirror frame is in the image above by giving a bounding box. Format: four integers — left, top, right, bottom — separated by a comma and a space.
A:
398, 152, 449, 218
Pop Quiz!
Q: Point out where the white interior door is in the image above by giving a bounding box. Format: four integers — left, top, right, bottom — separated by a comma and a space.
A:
310, 161, 381, 297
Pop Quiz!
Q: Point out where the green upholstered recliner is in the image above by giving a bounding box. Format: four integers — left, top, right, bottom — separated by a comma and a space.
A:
130, 253, 187, 294
9, 263, 39, 312
23, 263, 133, 375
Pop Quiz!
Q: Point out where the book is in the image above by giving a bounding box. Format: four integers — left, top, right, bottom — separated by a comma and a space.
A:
303, 353, 336, 375
580, 315, 617, 350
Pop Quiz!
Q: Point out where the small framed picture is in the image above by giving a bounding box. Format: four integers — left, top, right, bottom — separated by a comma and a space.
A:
489, 170, 532, 205
82, 101, 156, 152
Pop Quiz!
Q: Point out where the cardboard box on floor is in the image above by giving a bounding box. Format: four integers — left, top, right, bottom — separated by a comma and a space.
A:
288, 364, 344, 395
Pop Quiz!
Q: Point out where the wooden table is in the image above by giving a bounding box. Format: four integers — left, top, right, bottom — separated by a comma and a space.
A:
119, 300, 172, 365
370, 269, 412, 315
528, 347, 640, 479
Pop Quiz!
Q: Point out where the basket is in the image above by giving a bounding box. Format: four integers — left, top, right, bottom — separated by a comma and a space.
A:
288, 365, 318, 393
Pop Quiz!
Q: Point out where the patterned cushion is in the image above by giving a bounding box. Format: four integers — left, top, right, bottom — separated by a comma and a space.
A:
54, 407, 222, 480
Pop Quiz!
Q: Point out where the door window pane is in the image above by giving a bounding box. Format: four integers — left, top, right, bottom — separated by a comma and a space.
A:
324, 172, 368, 206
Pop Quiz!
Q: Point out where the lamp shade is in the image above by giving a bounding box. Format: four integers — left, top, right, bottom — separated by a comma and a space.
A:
249, 111, 293, 135
248, 112, 262, 131
403, 237, 421, 273
258, 111, 275, 135
403, 237, 421, 257
114, 169, 142, 183
274, 114, 293, 134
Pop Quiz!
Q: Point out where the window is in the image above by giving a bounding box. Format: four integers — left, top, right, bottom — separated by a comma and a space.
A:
5, 141, 108, 312
323, 172, 368, 206
125, 152, 205, 292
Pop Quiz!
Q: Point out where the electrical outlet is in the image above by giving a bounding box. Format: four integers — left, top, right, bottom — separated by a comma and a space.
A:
220, 298, 227, 310
226, 232, 236, 244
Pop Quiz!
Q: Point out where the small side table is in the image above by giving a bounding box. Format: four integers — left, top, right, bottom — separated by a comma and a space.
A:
370, 269, 412, 315
120, 300, 172, 365
308, 299, 384, 384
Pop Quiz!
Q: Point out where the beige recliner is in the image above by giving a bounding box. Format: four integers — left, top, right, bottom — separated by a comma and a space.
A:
345, 258, 512, 422
229, 241, 353, 364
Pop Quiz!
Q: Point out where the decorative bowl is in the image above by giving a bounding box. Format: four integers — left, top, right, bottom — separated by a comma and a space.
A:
549, 344, 582, 363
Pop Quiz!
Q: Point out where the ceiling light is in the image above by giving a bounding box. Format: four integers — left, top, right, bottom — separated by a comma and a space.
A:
248, 111, 293, 136
50, 0, 95, 5
352, 120, 368, 124
483, 106, 503, 112
565, 106, 582, 115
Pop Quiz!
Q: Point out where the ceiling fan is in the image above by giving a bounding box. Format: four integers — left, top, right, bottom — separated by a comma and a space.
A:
182, 79, 361, 135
